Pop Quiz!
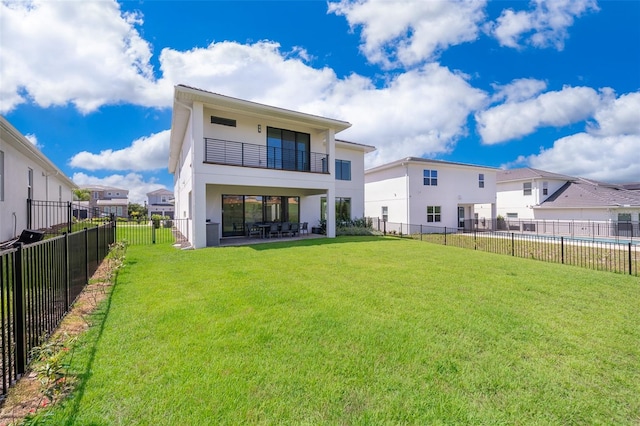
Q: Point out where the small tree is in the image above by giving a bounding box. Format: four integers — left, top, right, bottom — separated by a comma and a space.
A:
73, 188, 91, 201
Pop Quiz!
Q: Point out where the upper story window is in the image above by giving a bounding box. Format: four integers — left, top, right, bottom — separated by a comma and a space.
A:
523, 182, 532, 196
93, 192, 99, 199
479, 173, 485, 188
381, 206, 388, 222
211, 116, 236, 127
423, 169, 438, 186
58, 185, 62, 202
335, 159, 351, 181
542, 181, 548, 196
506, 212, 518, 218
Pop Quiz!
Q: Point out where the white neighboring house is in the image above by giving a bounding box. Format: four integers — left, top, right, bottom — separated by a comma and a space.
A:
0, 116, 76, 243
147, 188, 175, 219
365, 157, 497, 230
496, 167, 640, 225
168, 85, 375, 248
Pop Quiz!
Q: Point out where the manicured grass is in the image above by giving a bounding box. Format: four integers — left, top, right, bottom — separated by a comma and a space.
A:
42, 237, 640, 424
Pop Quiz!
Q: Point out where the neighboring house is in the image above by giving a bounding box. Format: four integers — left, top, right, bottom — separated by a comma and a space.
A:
147, 188, 175, 219
365, 157, 497, 230
0, 115, 76, 243
168, 85, 374, 248
81, 185, 129, 218
496, 168, 640, 223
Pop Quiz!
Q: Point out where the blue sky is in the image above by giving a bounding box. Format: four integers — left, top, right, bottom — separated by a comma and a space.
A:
1, 0, 639, 204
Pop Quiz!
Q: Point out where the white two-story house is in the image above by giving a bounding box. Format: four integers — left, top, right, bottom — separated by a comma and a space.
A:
146, 188, 174, 219
1, 116, 76, 243
168, 85, 374, 248
365, 157, 497, 231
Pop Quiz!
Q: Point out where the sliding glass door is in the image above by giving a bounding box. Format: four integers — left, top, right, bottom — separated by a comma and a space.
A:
222, 195, 300, 237
267, 127, 310, 171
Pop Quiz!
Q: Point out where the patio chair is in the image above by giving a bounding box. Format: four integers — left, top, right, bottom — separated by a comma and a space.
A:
300, 222, 309, 235
280, 222, 292, 237
268, 222, 280, 238
290, 222, 299, 236
248, 224, 261, 238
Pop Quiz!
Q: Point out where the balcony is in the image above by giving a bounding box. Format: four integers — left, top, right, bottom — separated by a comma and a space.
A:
204, 138, 329, 174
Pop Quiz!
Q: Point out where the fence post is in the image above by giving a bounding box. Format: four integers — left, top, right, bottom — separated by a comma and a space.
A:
64, 232, 70, 309
13, 244, 27, 376
84, 228, 89, 285
67, 202, 72, 234
561, 236, 564, 264
511, 233, 515, 256
444, 227, 447, 245
383, 221, 386, 236
152, 223, 156, 244
420, 224, 423, 241
629, 243, 633, 275
474, 229, 477, 250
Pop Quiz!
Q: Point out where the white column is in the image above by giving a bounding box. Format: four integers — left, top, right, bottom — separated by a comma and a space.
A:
191, 102, 208, 248
325, 128, 336, 238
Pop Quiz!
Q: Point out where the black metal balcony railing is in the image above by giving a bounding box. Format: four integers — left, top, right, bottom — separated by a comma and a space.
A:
204, 138, 329, 174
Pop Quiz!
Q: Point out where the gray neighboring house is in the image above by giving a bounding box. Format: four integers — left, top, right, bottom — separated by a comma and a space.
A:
495, 168, 640, 238
146, 188, 174, 219
81, 185, 129, 218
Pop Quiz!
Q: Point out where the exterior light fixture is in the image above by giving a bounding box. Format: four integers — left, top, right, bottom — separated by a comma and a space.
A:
258, 124, 262, 133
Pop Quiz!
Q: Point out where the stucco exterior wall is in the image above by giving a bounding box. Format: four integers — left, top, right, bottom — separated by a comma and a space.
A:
1, 120, 75, 242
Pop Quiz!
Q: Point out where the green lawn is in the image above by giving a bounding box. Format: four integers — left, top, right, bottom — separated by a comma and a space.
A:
40, 237, 640, 424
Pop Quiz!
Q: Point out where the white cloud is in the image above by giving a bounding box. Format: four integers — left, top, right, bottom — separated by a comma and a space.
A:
476, 85, 604, 144
490, 78, 547, 103
69, 130, 170, 171
526, 134, 640, 183
72, 172, 166, 205
517, 91, 640, 183
24, 133, 41, 149
313, 64, 487, 166
488, 0, 598, 50
328, 0, 487, 68
0, 0, 159, 114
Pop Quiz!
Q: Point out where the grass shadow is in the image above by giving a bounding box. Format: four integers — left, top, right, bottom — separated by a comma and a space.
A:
245, 235, 398, 251
57, 268, 120, 426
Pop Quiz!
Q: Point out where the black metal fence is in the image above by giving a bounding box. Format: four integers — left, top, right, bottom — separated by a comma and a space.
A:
372, 220, 638, 276
114, 218, 189, 246
454, 217, 639, 242
26, 199, 104, 238
0, 223, 115, 400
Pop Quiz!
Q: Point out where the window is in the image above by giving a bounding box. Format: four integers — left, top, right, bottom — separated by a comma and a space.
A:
523, 182, 532, 196
381, 206, 388, 222
427, 206, 441, 222
211, 116, 236, 127
479, 173, 485, 188
27, 168, 33, 199
335, 159, 351, 181
423, 169, 438, 186
0, 150, 4, 201
618, 213, 632, 222
543, 181, 548, 196
58, 185, 62, 202
320, 197, 351, 222
267, 127, 310, 171
506, 213, 518, 219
